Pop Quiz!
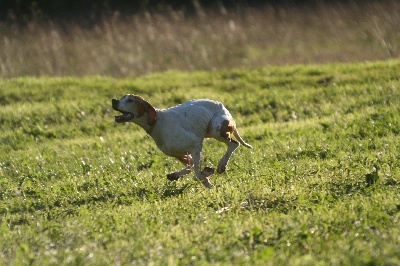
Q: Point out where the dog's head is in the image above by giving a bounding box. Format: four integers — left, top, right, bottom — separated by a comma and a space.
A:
112, 94, 157, 126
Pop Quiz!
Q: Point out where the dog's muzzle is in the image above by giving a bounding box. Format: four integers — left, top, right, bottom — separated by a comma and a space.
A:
112, 99, 134, 123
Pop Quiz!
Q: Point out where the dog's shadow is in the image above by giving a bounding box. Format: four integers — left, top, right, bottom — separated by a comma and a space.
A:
161, 183, 190, 199
129, 182, 191, 202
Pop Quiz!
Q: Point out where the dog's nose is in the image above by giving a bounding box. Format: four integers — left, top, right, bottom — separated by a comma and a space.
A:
112, 99, 119, 109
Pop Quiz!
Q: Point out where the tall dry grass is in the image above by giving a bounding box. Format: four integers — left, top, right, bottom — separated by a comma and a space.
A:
0, 1, 399, 78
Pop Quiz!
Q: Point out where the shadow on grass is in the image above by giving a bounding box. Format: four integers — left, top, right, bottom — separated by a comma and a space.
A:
118, 183, 190, 203
70, 182, 190, 206
2, 182, 190, 227
161, 183, 190, 198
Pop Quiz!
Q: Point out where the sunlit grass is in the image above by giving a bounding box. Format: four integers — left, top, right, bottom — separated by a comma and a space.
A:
0, 60, 399, 264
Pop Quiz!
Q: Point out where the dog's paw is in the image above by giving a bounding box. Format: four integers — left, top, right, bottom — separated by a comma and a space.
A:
217, 163, 227, 174
201, 177, 214, 189
201, 167, 214, 177
167, 173, 180, 181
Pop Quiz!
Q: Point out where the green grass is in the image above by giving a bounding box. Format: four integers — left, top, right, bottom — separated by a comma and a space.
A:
0, 60, 399, 265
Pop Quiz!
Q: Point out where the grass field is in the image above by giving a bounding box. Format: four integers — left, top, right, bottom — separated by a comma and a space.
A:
0, 59, 399, 265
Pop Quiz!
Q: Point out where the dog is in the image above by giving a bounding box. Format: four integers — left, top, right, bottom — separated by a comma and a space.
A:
112, 94, 252, 188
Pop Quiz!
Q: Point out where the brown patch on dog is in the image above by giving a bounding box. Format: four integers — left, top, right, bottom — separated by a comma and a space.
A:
176, 154, 193, 167
135, 102, 147, 118
220, 119, 236, 139
134, 96, 157, 126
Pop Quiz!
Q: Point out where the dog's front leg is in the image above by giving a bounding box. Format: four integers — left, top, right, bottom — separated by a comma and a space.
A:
191, 145, 214, 189
166, 166, 192, 181
167, 154, 193, 181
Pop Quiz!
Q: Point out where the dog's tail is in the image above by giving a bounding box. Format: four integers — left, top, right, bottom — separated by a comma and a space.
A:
233, 129, 253, 149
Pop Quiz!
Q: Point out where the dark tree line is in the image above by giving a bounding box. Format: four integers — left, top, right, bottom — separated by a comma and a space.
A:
1, 0, 375, 23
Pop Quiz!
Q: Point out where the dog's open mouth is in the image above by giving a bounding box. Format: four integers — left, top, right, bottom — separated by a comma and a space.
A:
112, 99, 134, 123
114, 111, 134, 123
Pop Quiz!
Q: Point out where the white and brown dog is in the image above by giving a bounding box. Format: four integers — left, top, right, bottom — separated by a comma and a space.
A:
112, 94, 252, 188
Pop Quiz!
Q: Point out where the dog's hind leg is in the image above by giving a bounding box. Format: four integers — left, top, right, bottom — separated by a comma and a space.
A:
166, 154, 193, 181
207, 118, 240, 174
215, 137, 240, 174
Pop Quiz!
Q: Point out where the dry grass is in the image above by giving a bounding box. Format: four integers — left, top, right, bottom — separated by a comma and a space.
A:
1, 1, 399, 78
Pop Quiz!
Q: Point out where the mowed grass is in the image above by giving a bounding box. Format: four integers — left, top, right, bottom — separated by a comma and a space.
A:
0, 60, 400, 265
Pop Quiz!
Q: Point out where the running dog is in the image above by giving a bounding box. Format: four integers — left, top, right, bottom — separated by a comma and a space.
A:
112, 94, 252, 188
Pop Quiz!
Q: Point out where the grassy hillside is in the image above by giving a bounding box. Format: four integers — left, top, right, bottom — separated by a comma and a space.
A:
0, 60, 399, 265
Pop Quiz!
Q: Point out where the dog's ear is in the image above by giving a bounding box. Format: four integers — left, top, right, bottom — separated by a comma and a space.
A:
147, 107, 157, 126
134, 95, 157, 126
